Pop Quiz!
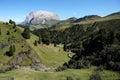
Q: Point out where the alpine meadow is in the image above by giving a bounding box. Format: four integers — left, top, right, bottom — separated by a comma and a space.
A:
0, 0, 120, 80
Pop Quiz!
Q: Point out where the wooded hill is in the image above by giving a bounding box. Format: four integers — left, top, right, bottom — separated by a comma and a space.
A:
33, 12, 120, 71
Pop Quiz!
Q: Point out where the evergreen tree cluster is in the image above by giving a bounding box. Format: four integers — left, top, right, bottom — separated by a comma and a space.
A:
33, 19, 120, 71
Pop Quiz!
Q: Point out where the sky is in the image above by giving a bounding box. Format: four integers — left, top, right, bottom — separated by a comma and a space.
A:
0, 0, 120, 22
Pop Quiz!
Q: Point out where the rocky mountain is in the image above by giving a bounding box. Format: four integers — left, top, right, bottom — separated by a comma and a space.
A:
24, 10, 60, 25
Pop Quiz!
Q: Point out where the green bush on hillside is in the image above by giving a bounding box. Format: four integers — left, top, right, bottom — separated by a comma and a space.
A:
6, 45, 15, 56
22, 28, 31, 39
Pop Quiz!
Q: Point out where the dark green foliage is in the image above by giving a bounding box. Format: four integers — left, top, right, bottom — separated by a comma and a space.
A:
6, 45, 15, 56
41, 30, 51, 45
33, 19, 120, 71
6, 31, 10, 35
116, 32, 120, 43
22, 28, 31, 39
14, 29, 17, 32
5, 22, 8, 25
63, 43, 67, 51
13, 24, 16, 28
68, 58, 91, 69
38, 34, 41, 44
9, 19, 13, 24
54, 43, 57, 47
89, 71, 102, 80
55, 66, 66, 71
34, 40, 38, 46
9, 19, 16, 25
101, 46, 120, 71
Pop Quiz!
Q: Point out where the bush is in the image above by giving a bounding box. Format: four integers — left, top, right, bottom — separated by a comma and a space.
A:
5, 45, 15, 56
22, 28, 31, 39
6, 31, 10, 35
34, 40, 38, 46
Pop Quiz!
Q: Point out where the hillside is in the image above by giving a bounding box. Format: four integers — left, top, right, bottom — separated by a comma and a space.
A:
50, 17, 77, 30
0, 11, 120, 80
33, 12, 120, 72
0, 21, 69, 73
49, 12, 120, 30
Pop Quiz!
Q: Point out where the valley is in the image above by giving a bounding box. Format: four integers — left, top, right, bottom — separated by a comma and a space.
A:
0, 11, 120, 80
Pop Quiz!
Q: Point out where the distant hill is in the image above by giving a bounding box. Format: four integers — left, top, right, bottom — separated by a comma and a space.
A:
74, 15, 101, 22
21, 11, 120, 31
49, 12, 120, 30
50, 17, 77, 30
105, 12, 120, 17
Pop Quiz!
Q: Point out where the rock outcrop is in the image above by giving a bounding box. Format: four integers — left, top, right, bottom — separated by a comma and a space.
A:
24, 10, 60, 25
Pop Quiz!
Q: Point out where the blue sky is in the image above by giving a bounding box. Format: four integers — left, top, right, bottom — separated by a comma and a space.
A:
0, 0, 120, 22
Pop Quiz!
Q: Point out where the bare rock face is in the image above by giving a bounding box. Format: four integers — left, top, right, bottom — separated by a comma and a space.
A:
24, 10, 60, 25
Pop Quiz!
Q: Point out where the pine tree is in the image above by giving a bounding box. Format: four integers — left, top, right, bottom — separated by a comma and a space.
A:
22, 28, 31, 39
63, 43, 67, 51
34, 40, 38, 46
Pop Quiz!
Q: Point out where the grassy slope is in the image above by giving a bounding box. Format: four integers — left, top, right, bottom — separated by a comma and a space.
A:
0, 23, 29, 64
0, 13, 120, 80
0, 22, 69, 68
18, 27, 69, 67
0, 66, 119, 80
26, 34, 69, 67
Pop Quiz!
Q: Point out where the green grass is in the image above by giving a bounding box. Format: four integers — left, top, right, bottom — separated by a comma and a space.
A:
26, 33, 69, 67
0, 66, 119, 80
18, 26, 69, 68
0, 23, 29, 64
0, 23, 69, 68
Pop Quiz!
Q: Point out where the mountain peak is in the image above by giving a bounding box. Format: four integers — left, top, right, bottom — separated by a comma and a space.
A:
24, 10, 60, 25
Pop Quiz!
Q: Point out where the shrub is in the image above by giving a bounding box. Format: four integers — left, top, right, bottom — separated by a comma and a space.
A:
34, 40, 38, 46
6, 31, 10, 35
22, 28, 30, 39
5, 45, 15, 56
